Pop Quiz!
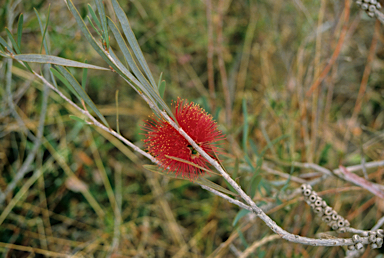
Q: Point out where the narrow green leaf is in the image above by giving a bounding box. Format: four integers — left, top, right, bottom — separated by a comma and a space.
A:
111, 0, 157, 87
41, 5, 51, 54
35, 6, 58, 88
242, 98, 249, 152
87, 4, 102, 30
66, 0, 146, 92
237, 228, 250, 248
17, 14, 23, 48
66, 0, 115, 68
260, 134, 289, 156
107, 33, 175, 121
233, 209, 250, 226
14, 54, 109, 70
108, 18, 153, 92
108, 47, 162, 112
158, 80, 166, 98
157, 72, 163, 89
87, 16, 102, 38
34, 6, 51, 54
249, 174, 262, 198
82, 60, 88, 89
244, 155, 255, 171
50, 67, 82, 101
249, 139, 259, 156
198, 177, 238, 196
0, 35, 15, 54
34, 9, 47, 51
233, 158, 239, 180
4, 29, 32, 72
5, 28, 21, 54
56, 66, 110, 128
66, 0, 175, 121
95, 0, 109, 49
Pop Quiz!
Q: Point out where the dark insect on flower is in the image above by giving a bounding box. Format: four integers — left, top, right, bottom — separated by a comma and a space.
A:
143, 98, 224, 180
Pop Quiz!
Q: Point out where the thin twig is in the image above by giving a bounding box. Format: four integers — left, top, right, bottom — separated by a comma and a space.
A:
200, 185, 252, 212
161, 110, 360, 247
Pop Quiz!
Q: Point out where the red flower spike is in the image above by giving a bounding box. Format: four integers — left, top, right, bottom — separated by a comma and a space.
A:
143, 98, 224, 180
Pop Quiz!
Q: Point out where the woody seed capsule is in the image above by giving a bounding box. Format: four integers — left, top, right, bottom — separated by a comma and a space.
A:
303, 189, 312, 196
352, 234, 361, 243
337, 219, 345, 228
324, 207, 333, 216
355, 242, 364, 250
368, 235, 377, 243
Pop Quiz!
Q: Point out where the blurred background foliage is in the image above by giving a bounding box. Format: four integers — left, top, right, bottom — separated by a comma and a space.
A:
1, 0, 384, 257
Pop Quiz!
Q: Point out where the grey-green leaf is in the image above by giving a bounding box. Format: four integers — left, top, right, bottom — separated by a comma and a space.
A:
0, 36, 15, 54
14, 54, 109, 70
158, 80, 166, 98
111, 0, 157, 88
50, 67, 82, 101
17, 14, 23, 48
95, 0, 109, 49
87, 4, 102, 30
5, 28, 21, 54
56, 66, 110, 128
233, 209, 251, 226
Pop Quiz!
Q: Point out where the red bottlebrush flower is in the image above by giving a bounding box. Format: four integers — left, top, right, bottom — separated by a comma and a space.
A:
143, 98, 224, 180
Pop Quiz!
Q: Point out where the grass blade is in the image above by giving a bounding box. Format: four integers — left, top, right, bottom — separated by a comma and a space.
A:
14, 54, 109, 70
17, 13, 23, 48
56, 65, 110, 128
